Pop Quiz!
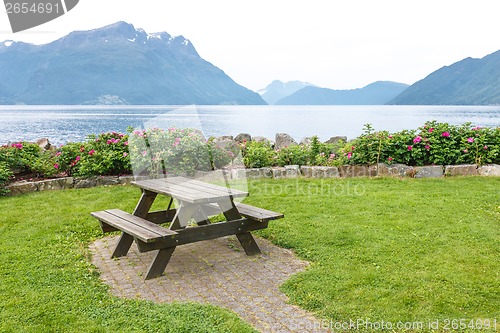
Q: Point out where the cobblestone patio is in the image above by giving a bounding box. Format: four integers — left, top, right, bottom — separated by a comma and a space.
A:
90, 235, 330, 332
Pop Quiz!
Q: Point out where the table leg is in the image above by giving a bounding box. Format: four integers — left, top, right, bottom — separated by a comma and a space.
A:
218, 198, 262, 255
133, 190, 158, 218
145, 246, 176, 280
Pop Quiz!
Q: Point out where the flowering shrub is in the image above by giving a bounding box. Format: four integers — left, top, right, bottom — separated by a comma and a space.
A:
56, 132, 131, 177
242, 141, 274, 168
337, 121, 499, 166
0, 142, 59, 177
0, 161, 13, 195
242, 136, 339, 168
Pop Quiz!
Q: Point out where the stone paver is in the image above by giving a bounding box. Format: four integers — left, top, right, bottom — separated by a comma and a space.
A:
90, 235, 332, 333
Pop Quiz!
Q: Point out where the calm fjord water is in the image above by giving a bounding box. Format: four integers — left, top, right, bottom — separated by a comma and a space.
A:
1, 105, 499, 145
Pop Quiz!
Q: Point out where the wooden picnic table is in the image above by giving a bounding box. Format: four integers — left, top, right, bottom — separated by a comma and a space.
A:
91, 176, 283, 279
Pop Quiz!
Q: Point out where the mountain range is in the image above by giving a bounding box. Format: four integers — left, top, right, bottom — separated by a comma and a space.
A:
1, 21, 498, 105
273, 81, 409, 105
257, 80, 313, 104
0, 21, 265, 105
388, 49, 500, 105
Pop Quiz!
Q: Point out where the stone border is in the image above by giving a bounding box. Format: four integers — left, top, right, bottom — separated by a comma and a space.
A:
5, 164, 499, 196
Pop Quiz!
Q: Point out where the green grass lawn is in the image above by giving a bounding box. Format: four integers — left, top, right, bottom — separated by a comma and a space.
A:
1, 177, 499, 332
247, 177, 500, 331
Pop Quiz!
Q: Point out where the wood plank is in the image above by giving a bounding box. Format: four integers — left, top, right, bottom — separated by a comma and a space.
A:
166, 176, 248, 198
132, 179, 202, 203
132, 177, 248, 203
235, 203, 284, 222
136, 218, 269, 252
91, 210, 177, 243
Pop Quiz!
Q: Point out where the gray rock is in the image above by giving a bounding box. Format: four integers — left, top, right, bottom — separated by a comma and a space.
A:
97, 176, 120, 186
414, 166, 444, 178
193, 129, 207, 142
74, 177, 98, 188
300, 166, 313, 178
260, 167, 273, 178
325, 136, 347, 144
6, 181, 37, 195
285, 165, 300, 178
35, 138, 52, 150
36, 179, 62, 191
339, 165, 377, 177
253, 136, 269, 143
272, 167, 286, 179
274, 133, 297, 150
118, 175, 135, 185
377, 163, 414, 177
478, 164, 500, 176
234, 133, 252, 143
312, 166, 340, 178
300, 137, 312, 145
445, 164, 478, 177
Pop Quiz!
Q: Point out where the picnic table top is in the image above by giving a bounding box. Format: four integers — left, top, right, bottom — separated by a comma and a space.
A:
131, 176, 248, 204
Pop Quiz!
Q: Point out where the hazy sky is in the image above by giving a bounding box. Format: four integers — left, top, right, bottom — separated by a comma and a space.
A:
1, 0, 499, 91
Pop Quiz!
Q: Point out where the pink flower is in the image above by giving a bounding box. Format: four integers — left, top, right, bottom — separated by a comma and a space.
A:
428, 128, 434, 133
142, 150, 147, 156
388, 135, 393, 139
123, 152, 128, 157
407, 145, 413, 151
54, 164, 59, 169
56, 151, 62, 157
463, 149, 468, 153
472, 126, 481, 131
351, 146, 355, 151
329, 153, 335, 159
441, 132, 450, 137
425, 145, 431, 150
467, 137, 474, 143
88, 149, 95, 155
387, 157, 393, 162
79, 146, 85, 152
484, 145, 488, 150
107, 140, 112, 145
12, 143, 23, 149
347, 152, 352, 159
75, 156, 81, 161
413, 136, 422, 143
124, 141, 129, 146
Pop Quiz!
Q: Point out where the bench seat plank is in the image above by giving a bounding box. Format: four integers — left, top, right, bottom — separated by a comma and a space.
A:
91, 209, 177, 243
235, 203, 284, 222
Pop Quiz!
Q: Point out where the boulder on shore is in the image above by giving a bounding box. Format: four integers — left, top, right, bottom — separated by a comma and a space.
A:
275, 133, 297, 150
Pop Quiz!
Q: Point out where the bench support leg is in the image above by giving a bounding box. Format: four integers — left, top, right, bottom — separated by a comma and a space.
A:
236, 232, 261, 256
145, 247, 176, 280
111, 233, 134, 258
